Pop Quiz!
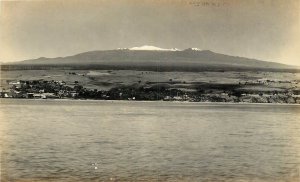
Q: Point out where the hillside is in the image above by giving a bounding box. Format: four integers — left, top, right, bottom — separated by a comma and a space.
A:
16, 47, 292, 67
2, 46, 297, 72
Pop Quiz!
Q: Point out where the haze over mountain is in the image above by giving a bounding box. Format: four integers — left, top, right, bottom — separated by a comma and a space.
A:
7, 45, 295, 71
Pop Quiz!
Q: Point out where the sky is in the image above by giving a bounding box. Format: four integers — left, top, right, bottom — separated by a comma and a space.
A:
0, 0, 299, 66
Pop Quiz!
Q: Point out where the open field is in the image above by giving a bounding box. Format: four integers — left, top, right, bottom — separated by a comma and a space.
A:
1, 69, 300, 93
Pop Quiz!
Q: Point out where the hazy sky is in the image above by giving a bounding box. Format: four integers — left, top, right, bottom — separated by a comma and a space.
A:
0, 0, 299, 65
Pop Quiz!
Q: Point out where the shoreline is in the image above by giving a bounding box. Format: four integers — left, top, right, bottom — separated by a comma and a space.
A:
1, 98, 300, 106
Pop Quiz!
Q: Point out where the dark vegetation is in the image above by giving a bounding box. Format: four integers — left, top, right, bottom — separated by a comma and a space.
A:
2, 79, 300, 104
1, 64, 300, 73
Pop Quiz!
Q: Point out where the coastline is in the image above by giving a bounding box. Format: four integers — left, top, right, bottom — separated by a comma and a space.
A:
2, 71, 300, 105
1, 98, 300, 106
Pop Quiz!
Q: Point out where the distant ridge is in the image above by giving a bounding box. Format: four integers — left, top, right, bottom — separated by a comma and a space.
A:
3, 46, 297, 72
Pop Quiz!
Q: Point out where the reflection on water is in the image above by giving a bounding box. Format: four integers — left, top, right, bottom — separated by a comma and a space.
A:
0, 99, 300, 181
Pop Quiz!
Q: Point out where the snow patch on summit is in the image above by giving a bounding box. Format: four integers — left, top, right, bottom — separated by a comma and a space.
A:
129, 45, 180, 51
191, 48, 202, 51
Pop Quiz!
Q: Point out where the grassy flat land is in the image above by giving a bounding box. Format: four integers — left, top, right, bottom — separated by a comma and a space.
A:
1, 69, 299, 93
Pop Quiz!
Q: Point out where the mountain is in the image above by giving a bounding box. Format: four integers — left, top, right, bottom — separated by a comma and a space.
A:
6, 46, 296, 71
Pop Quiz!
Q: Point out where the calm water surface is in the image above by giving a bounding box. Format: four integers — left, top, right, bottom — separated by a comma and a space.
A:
0, 99, 300, 181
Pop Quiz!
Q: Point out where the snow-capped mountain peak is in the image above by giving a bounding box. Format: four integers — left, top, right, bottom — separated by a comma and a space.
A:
129, 45, 180, 51
117, 45, 202, 51
191, 48, 202, 51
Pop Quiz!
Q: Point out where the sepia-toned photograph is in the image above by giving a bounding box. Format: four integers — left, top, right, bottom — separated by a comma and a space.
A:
0, 0, 300, 181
